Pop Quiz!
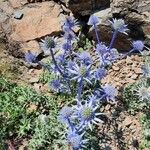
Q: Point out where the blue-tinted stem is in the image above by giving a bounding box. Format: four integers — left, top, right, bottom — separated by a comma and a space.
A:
77, 121, 86, 132
77, 78, 83, 101
50, 48, 73, 93
122, 48, 135, 59
67, 118, 74, 132
50, 48, 64, 76
94, 24, 100, 44
109, 30, 118, 50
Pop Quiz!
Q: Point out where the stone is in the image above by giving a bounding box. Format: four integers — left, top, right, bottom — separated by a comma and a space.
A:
9, 0, 27, 8
29, 77, 39, 83
13, 11, 23, 19
112, 66, 120, 71
123, 116, 132, 127
130, 74, 138, 80
68, 0, 110, 16
10, 2, 62, 42
134, 68, 142, 74
88, 24, 131, 51
110, 0, 150, 47
126, 56, 133, 64
20, 40, 42, 55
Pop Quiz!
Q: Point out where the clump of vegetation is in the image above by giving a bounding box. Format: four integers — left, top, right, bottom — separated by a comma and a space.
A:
0, 76, 71, 149
123, 56, 150, 149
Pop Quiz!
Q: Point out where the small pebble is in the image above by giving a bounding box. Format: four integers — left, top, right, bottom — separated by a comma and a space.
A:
14, 11, 23, 19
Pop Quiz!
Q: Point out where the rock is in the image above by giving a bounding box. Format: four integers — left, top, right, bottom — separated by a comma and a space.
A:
8, 0, 27, 8
123, 116, 132, 127
10, 2, 62, 42
112, 66, 120, 71
126, 56, 133, 64
130, 74, 138, 80
29, 77, 39, 83
0, 1, 14, 15
68, 0, 110, 16
13, 11, 23, 19
111, 0, 150, 46
20, 40, 42, 55
88, 23, 131, 51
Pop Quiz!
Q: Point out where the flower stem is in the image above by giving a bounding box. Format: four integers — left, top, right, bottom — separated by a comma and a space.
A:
94, 24, 100, 44
50, 48, 72, 93
77, 78, 83, 101
50, 48, 64, 76
109, 30, 117, 50
67, 118, 74, 132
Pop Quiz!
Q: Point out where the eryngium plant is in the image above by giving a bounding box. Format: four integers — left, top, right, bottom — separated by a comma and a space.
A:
25, 15, 149, 149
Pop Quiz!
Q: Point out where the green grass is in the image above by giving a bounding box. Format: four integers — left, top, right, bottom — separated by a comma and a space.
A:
0, 76, 72, 149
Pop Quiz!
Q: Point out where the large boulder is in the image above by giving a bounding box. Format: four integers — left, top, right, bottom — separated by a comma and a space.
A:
111, 0, 150, 45
66, 0, 110, 16
88, 0, 150, 50
10, 1, 63, 42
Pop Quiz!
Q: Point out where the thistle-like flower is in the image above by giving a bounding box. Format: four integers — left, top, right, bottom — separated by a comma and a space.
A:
64, 30, 76, 42
63, 16, 78, 31
88, 15, 101, 44
25, 51, 38, 63
96, 43, 109, 55
109, 18, 128, 34
40, 36, 58, 55
136, 82, 150, 101
68, 63, 91, 83
94, 67, 106, 80
75, 100, 103, 130
50, 79, 61, 92
102, 84, 118, 102
67, 130, 87, 150
58, 106, 74, 125
132, 40, 144, 52
62, 42, 72, 52
88, 15, 100, 26
78, 51, 92, 66
141, 60, 150, 78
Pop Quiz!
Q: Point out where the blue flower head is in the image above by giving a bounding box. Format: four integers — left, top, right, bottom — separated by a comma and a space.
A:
94, 67, 106, 80
68, 63, 91, 83
109, 48, 119, 60
63, 16, 77, 30
25, 51, 37, 63
141, 61, 150, 78
58, 106, 74, 125
67, 130, 86, 150
102, 84, 118, 102
136, 82, 150, 101
96, 43, 109, 55
50, 79, 61, 92
40, 36, 58, 55
62, 42, 72, 52
64, 30, 76, 41
132, 40, 144, 52
109, 18, 128, 34
88, 15, 100, 26
75, 100, 103, 130
78, 51, 92, 66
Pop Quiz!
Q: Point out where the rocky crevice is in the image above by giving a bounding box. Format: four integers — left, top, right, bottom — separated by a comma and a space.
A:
0, 0, 149, 58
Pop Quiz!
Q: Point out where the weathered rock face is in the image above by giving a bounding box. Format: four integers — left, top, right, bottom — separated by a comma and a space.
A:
10, 2, 62, 42
88, 0, 150, 50
0, 1, 13, 39
68, 0, 110, 16
111, 0, 150, 45
9, 0, 27, 8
